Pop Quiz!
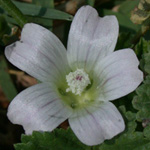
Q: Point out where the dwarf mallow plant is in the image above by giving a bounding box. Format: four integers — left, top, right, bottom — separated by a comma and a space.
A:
5, 6, 143, 146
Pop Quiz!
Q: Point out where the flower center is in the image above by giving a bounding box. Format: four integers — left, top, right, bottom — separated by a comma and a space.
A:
66, 69, 91, 95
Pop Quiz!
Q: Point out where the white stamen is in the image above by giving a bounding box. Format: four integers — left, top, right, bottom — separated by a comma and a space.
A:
66, 69, 91, 95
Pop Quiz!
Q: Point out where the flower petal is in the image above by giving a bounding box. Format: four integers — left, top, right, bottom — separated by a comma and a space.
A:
69, 102, 124, 146
67, 5, 119, 72
94, 49, 143, 101
5, 23, 70, 83
7, 83, 72, 134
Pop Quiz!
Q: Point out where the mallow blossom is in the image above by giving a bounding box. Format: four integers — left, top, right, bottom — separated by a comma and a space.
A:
5, 6, 143, 146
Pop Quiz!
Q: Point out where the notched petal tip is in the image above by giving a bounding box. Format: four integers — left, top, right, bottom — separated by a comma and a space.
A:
69, 102, 125, 146
79, 5, 97, 11
5, 42, 17, 61
67, 5, 119, 71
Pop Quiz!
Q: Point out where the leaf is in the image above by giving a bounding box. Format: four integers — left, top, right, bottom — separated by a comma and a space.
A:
95, 132, 150, 150
86, 0, 95, 6
102, 0, 141, 33
119, 0, 140, 17
0, 0, 27, 27
115, 32, 134, 50
144, 126, 150, 139
102, 9, 140, 33
31, 0, 54, 31
32, 0, 54, 8
0, 55, 17, 101
0, 15, 10, 38
135, 38, 150, 74
0, 15, 11, 46
132, 75, 150, 122
142, 52, 150, 74
135, 38, 150, 59
2, 26, 20, 46
13, 1, 73, 21
14, 128, 90, 150
32, 0, 54, 31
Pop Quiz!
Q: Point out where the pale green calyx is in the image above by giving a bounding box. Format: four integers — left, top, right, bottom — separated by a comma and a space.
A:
66, 69, 91, 95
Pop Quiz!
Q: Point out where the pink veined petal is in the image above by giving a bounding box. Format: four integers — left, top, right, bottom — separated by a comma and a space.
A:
67, 5, 119, 72
5, 23, 70, 83
93, 48, 143, 101
69, 102, 125, 146
7, 83, 72, 134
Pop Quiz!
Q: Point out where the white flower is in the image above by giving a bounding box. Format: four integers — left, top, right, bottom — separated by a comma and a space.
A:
5, 6, 143, 146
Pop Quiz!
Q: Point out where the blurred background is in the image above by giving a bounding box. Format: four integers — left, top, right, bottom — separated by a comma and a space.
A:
0, 0, 144, 149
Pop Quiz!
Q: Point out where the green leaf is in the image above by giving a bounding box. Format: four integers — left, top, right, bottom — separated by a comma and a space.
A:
144, 126, 150, 140
0, 0, 27, 27
102, 9, 140, 33
119, 0, 140, 17
0, 15, 10, 38
12, 1, 73, 21
95, 132, 150, 150
142, 52, 150, 74
14, 128, 90, 150
135, 38, 150, 59
86, 0, 95, 6
135, 38, 150, 74
115, 32, 134, 50
31, 0, 54, 30
26, 16, 53, 27
102, 0, 140, 33
0, 55, 17, 101
0, 15, 11, 45
132, 75, 150, 122
32, 0, 54, 8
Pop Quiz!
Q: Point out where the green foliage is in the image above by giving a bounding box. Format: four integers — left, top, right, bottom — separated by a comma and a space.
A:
119, 0, 140, 17
115, 32, 134, 50
135, 38, 150, 74
0, 56, 17, 101
0, 15, 10, 38
32, 0, 54, 8
32, 0, 54, 31
86, 0, 95, 6
23, 1, 72, 21
135, 38, 150, 58
103, 9, 139, 33
102, 0, 140, 33
133, 38, 150, 123
96, 132, 150, 150
144, 126, 150, 139
0, 0, 72, 28
0, 0, 27, 27
0, 15, 11, 46
132, 75, 150, 122
13, 1, 73, 21
14, 128, 90, 150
